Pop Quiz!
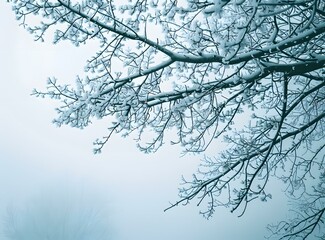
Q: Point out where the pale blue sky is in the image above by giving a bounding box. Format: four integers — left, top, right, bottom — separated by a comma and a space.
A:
0, 1, 290, 239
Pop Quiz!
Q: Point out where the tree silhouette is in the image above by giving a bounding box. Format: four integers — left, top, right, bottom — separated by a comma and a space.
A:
9, 0, 325, 238
2, 187, 111, 240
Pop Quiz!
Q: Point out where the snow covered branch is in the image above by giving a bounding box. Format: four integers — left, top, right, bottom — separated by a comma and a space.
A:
8, 0, 325, 238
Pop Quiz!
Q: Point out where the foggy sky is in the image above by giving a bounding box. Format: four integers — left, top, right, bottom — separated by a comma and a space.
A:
0, 2, 289, 239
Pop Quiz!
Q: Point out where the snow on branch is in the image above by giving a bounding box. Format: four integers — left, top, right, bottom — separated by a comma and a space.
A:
9, 0, 325, 238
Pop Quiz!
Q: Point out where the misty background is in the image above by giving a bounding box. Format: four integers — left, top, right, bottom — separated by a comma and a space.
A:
0, 2, 289, 239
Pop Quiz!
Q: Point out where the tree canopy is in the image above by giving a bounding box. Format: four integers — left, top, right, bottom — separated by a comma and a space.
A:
9, 0, 325, 239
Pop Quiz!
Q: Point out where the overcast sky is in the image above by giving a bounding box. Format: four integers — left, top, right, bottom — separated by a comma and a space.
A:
0, 2, 291, 239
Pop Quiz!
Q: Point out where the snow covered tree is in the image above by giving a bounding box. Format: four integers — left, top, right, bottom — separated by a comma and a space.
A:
9, 0, 325, 238
2, 187, 111, 240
